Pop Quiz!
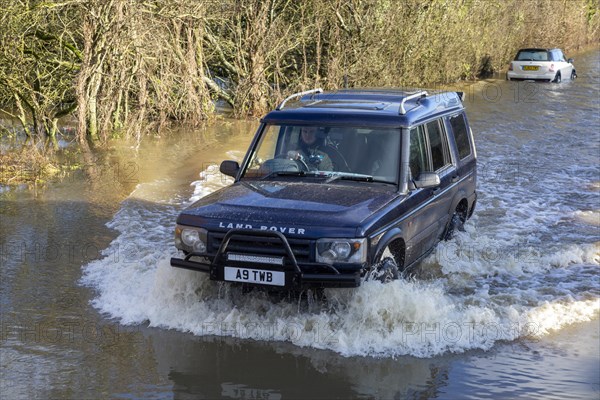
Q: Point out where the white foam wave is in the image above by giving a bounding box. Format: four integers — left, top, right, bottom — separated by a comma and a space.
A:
188, 150, 242, 204
82, 249, 599, 358
574, 210, 600, 226
429, 224, 599, 278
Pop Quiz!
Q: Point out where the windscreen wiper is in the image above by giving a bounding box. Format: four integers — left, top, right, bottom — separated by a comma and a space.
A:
325, 172, 396, 184
325, 173, 374, 183
260, 170, 308, 180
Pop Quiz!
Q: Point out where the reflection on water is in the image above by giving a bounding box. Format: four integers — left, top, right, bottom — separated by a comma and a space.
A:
2, 48, 600, 398
147, 328, 447, 399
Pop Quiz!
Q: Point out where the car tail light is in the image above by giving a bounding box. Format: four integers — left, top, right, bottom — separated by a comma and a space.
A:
549, 63, 555, 72
508, 62, 513, 71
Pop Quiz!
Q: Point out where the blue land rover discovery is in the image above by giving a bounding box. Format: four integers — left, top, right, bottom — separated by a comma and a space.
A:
171, 89, 477, 289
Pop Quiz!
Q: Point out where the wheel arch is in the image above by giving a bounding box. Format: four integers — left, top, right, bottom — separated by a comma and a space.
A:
553, 71, 562, 83
449, 189, 469, 219
373, 228, 406, 267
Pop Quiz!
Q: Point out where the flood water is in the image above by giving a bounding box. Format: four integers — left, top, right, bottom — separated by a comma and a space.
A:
1, 48, 599, 399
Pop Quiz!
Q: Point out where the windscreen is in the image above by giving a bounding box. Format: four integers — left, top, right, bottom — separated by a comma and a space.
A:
242, 124, 401, 184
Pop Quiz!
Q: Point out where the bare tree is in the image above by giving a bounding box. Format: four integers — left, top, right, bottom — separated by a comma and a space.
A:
1, 0, 598, 147
0, 0, 79, 144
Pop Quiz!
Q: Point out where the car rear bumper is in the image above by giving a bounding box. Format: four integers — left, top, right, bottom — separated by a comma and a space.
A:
507, 71, 555, 81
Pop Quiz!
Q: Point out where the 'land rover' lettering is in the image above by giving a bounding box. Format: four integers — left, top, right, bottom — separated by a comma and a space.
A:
218, 221, 305, 235
219, 222, 254, 229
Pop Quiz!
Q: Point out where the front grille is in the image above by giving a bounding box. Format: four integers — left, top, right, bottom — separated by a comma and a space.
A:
209, 232, 312, 263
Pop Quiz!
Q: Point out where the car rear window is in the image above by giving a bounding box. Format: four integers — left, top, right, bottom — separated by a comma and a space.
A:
515, 50, 549, 61
449, 114, 471, 159
426, 120, 451, 171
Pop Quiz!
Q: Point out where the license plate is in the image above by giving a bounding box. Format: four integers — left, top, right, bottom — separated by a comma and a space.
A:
224, 267, 285, 286
522, 65, 539, 71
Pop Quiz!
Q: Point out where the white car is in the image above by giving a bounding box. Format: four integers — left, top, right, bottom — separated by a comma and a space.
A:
507, 48, 576, 83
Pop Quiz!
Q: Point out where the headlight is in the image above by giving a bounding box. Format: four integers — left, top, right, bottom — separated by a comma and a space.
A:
181, 229, 200, 246
316, 238, 367, 264
175, 225, 207, 253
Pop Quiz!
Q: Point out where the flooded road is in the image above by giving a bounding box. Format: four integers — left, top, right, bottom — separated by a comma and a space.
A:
1, 49, 599, 399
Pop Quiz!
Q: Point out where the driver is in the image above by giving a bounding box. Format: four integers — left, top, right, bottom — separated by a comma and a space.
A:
293, 127, 333, 171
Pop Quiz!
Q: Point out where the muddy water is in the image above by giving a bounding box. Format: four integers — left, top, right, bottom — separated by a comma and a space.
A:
1, 50, 599, 398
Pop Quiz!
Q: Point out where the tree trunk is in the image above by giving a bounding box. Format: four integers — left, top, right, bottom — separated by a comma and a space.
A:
76, 16, 92, 146
130, 63, 147, 143
13, 93, 30, 138
87, 71, 102, 142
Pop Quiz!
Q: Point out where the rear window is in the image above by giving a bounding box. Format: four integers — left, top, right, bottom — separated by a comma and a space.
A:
515, 50, 549, 61
427, 120, 451, 171
449, 114, 471, 159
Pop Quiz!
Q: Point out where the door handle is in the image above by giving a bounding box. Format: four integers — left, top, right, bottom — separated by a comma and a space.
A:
451, 175, 459, 183
432, 187, 441, 195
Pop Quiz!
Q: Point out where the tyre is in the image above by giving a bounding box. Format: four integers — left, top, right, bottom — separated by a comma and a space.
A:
553, 72, 561, 83
571, 70, 577, 80
364, 243, 403, 283
366, 257, 399, 283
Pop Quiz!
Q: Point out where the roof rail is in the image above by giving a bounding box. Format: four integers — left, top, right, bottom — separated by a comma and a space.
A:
399, 91, 428, 115
277, 88, 323, 110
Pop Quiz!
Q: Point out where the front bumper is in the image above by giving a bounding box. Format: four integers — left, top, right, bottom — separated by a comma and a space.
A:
170, 229, 362, 288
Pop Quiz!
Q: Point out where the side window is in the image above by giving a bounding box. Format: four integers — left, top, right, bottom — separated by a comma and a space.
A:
449, 114, 471, 160
426, 119, 451, 171
247, 125, 280, 169
409, 126, 428, 179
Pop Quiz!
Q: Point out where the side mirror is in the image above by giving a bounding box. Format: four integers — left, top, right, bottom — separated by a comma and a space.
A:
414, 172, 440, 189
220, 160, 240, 178
568, 58, 574, 64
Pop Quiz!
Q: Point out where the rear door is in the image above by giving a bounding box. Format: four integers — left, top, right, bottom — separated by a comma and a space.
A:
423, 118, 458, 242
405, 125, 437, 263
